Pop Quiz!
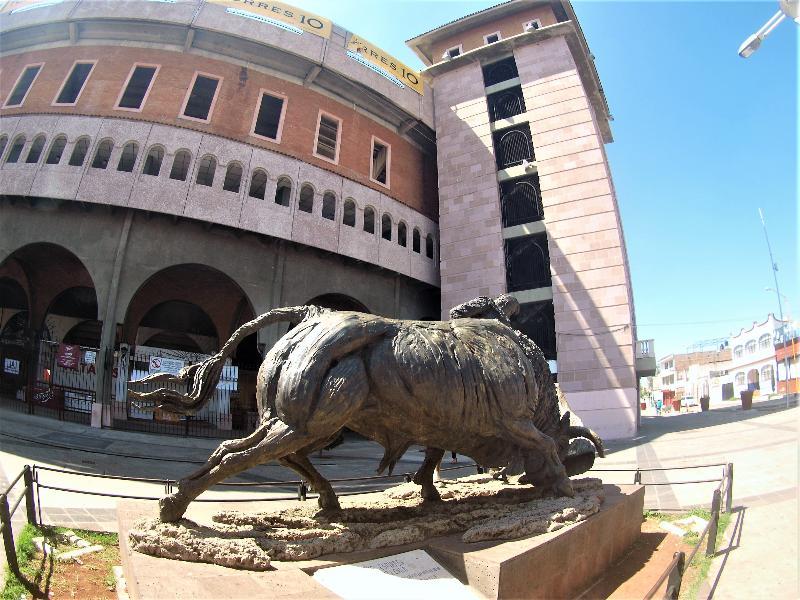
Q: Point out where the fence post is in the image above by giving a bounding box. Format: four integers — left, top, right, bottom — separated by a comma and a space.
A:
706, 488, 721, 557
634, 469, 642, 484
0, 493, 20, 576
23, 465, 37, 526
725, 463, 733, 513
297, 482, 307, 501
665, 551, 686, 599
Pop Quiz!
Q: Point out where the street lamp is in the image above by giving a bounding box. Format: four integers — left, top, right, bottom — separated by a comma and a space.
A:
738, 0, 799, 58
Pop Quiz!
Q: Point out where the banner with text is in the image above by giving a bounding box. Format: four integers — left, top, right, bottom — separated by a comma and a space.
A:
346, 33, 424, 95
207, 0, 332, 39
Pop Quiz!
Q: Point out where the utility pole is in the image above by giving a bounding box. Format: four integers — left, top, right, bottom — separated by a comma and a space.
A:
758, 208, 791, 408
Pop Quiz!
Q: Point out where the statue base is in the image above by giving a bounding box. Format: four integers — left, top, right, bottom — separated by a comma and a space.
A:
118, 484, 643, 599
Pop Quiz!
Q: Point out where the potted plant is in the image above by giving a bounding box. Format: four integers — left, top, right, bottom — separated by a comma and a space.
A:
700, 396, 710, 412
740, 390, 754, 410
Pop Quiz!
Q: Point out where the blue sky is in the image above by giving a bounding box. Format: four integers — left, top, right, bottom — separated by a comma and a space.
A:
293, 0, 797, 357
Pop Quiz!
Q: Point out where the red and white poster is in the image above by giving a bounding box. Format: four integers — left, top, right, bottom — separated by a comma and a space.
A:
56, 344, 80, 369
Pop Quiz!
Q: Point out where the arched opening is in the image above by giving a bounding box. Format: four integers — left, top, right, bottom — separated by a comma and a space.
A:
169, 149, 192, 181
363, 206, 375, 234
69, 137, 90, 167
306, 294, 369, 313
117, 142, 139, 172
26, 134, 46, 164
274, 176, 292, 206
298, 183, 314, 213
6, 135, 26, 164
46, 135, 68, 165
381, 214, 392, 241
122, 264, 258, 435
746, 368, 760, 391
0, 135, 7, 160
343, 198, 356, 227
248, 169, 268, 200
91, 139, 114, 169
425, 234, 434, 259
412, 228, 421, 253
322, 191, 336, 220
142, 145, 164, 176
223, 162, 243, 193
195, 155, 216, 186
397, 222, 407, 247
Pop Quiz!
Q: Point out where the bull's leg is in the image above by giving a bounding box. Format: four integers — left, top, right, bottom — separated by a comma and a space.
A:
412, 447, 445, 501
160, 419, 314, 522
280, 453, 340, 510
505, 419, 574, 497
183, 418, 277, 481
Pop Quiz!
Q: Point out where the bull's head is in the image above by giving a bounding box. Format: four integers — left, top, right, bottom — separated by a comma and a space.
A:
557, 412, 605, 476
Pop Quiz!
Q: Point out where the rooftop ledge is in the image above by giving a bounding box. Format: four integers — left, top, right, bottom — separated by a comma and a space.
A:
421, 21, 613, 144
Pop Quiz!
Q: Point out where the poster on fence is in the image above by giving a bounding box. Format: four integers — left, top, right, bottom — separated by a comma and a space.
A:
56, 343, 80, 369
4, 358, 20, 375
148, 356, 185, 376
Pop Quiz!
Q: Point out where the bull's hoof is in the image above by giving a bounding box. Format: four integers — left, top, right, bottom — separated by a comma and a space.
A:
551, 478, 574, 498
159, 493, 189, 523
317, 493, 341, 511
421, 486, 442, 502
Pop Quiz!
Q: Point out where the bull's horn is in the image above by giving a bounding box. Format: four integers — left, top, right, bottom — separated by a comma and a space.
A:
564, 450, 595, 476
567, 426, 605, 458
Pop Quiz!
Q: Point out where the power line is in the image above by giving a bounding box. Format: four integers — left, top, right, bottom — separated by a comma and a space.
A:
635, 318, 759, 327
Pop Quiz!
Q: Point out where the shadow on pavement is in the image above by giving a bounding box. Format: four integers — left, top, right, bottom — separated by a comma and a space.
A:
706, 505, 746, 599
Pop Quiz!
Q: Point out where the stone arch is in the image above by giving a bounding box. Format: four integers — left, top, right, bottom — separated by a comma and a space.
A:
305, 293, 370, 313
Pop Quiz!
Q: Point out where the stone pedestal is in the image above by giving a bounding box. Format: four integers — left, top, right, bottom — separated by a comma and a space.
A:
118, 484, 643, 600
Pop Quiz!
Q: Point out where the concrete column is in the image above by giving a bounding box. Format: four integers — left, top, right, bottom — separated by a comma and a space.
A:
92, 209, 133, 428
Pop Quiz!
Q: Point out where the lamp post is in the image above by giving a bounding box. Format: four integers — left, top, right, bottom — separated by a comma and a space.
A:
767, 287, 796, 405
738, 0, 799, 58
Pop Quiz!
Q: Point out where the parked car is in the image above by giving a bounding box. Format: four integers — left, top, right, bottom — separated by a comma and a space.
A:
683, 395, 700, 411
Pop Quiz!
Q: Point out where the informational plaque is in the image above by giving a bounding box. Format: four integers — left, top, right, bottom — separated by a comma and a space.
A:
312, 549, 478, 600
56, 344, 80, 369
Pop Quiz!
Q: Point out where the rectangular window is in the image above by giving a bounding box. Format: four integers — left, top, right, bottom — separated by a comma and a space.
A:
180, 73, 221, 122
53, 61, 95, 105
444, 45, 462, 60
250, 90, 286, 142
370, 136, 390, 187
484, 32, 501, 44
313, 111, 341, 163
116, 64, 159, 111
4, 64, 43, 107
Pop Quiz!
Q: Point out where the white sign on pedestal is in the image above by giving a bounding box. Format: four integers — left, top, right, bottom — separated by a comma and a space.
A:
312, 549, 478, 600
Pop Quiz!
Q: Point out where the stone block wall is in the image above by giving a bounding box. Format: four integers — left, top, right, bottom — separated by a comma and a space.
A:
514, 37, 637, 438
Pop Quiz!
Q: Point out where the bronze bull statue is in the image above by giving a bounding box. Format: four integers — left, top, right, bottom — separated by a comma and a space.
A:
130, 295, 604, 522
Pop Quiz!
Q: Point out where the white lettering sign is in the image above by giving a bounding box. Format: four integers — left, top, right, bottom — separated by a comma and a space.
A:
148, 356, 185, 376
4, 358, 20, 375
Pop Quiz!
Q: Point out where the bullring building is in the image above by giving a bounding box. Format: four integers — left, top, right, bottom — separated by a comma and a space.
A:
0, 0, 653, 440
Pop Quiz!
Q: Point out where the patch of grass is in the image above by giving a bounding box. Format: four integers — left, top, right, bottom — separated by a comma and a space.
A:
2, 525, 119, 600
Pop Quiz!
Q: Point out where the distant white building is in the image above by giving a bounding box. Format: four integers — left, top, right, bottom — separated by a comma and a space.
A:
728, 315, 786, 396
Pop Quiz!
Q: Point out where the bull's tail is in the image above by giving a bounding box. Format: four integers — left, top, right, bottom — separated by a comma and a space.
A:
128, 305, 326, 414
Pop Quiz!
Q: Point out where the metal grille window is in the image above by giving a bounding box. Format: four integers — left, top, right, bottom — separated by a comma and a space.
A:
343, 199, 356, 227
515, 301, 557, 361
505, 233, 551, 292
381, 214, 392, 240
182, 74, 220, 121
223, 163, 243, 193
248, 169, 268, 199
5, 65, 41, 107
142, 146, 164, 176
501, 175, 543, 227
494, 124, 534, 169
364, 206, 375, 234
315, 113, 340, 162
117, 142, 138, 172
758, 333, 771, 349
412, 228, 421, 253
26, 135, 46, 163
252, 92, 285, 140
322, 192, 336, 220
397, 222, 407, 247
54, 62, 94, 105
169, 150, 192, 181
274, 177, 292, 206
69, 137, 90, 166
195, 154, 216, 186
488, 86, 526, 122
117, 65, 158, 110
745, 340, 756, 354
46, 135, 67, 165
5, 136, 25, 163
298, 184, 314, 213
482, 57, 518, 87
91, 139, 113, 169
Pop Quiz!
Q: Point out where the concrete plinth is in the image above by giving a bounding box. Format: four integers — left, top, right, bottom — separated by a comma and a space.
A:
118, 484, 643, 600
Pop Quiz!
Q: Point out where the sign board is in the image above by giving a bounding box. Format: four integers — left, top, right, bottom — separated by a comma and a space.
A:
207, 0, 332, 38
312, 550, 477, 600
346, 34, 424, 95
148, 356, 185, 376
84, 350, 96, 365
56, 344, 80, 369
3, 358, 20, 375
